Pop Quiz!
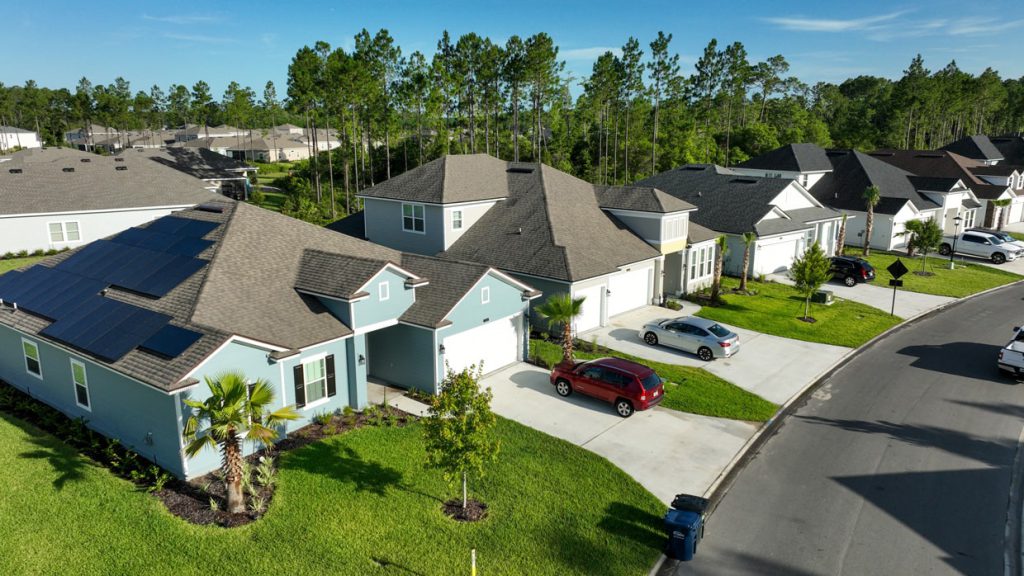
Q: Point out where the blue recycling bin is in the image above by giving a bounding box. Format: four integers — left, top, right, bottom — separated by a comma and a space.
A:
664, 508, 703, 561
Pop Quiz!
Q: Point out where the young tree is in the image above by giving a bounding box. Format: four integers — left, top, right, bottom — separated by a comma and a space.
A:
535, 293, 586, 365
862, 185, 881, 256
739, 232, 757, 291
791, 242, 833, 321
710, 235, 728, 303
836, 213, 848, 256
182, 372, 298, 514
904, 218, 943, 271
423, 365, 499, 513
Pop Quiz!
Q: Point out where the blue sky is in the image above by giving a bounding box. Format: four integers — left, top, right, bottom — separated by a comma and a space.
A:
5, 0, 1022, 99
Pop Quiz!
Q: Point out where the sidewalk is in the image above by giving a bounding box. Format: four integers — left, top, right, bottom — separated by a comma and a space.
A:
768, 273, 954, 318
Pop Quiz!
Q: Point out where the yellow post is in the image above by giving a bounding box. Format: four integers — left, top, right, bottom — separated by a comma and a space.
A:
471, 548, 477, 576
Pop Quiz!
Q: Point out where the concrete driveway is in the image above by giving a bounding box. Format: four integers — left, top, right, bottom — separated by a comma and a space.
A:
768, 273, 954, 319
486, 363, 758, 504
584, 306, 849, 405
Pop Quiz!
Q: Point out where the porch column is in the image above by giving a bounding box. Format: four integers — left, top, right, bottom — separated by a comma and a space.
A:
346, 335, 369, 409
653, 256, 665, 305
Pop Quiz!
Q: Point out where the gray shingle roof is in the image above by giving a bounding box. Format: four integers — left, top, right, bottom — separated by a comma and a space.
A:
358, 154, 514, 204
295, 250, 393, 300
907, 176, 962, 191
325, 211, 366, 239
869, 149, 1007, 201
441, 161, 660, 281
991, 136, 1024, 165
811, 150, 939, 215
687, 221, 720, 244
941, 135, 1004, 162
0, 147, 220, 216
0, 126, 34, 134
736, 143, 834, 173
123, 147, 252, 181
596, 185, 696, 213
969, 164, 1019, 177
398, 255, 492, 328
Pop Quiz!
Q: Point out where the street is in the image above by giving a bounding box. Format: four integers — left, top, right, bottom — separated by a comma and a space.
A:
677, 282, 1024, 575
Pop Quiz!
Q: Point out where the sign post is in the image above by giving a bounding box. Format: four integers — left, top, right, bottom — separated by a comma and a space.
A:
887, 259, 909, 316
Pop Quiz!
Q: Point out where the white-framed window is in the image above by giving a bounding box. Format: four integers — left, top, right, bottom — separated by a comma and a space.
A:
663, 216, 685, 240
452, 210, 463, 230
481, 286, 490, 304
798, 174, 809, 187
964, 209, 976, 229
22, 338, 42, 379
379, 281, 390, 301
689, 251, 697, 279
402, 203, 425, 233
70, 359, 90, 410
48, 221, 81, 244
303, 357, 328, 407
698, 246, 714, 278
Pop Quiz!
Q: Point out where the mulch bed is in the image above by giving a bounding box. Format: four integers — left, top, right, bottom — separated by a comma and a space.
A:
442, 498, 489, 522
798, 317, 818, 324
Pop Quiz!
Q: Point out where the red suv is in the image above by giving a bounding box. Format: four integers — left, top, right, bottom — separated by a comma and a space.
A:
549, 357, 664, 417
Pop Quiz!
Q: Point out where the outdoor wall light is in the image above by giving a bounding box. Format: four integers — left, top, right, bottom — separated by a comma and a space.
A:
439, 344, 446, 355
144, 432, 154, 446
358, 354, 366, 366
606, 288, 612, 297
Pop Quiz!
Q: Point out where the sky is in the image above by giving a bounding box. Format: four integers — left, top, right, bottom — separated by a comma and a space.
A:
4, 0, 1023, 99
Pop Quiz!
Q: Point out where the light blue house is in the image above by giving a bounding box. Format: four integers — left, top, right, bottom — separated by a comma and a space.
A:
0, 201, 537, 478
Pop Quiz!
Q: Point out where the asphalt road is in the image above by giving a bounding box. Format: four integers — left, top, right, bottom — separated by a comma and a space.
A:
676, 283, 1024, 576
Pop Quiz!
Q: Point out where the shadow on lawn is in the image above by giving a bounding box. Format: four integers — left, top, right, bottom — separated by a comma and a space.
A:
17, 433, 89, 490
284, 442, 403, 497
551, 501, 663, 573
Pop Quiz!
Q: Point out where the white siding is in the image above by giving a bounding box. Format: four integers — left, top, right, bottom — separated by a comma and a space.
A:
0, 206, 196, 254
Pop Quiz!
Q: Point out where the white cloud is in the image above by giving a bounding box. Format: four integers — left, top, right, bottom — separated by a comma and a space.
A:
949, 17, 1024, 35
163, 33, 236, 45
561, 47, 621, 61
764, 11, 909, 32
143, 14, 221, 25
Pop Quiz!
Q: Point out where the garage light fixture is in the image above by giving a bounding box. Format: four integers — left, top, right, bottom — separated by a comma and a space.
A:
438, 344, 446, 355
605, 288, 612, 297
358, 354, 366, 366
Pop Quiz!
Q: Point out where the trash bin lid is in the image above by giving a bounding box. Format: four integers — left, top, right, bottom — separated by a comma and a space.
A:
664, 509, 701, 531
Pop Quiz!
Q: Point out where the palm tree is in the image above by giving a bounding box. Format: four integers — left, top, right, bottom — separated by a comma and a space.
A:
739, 232, 756, 292
862, 185, 881, 257
183, 372, 298, 514
710, 236, 729, 303
990, 199, 1012, 231
535, 293, 586, 365
836, 213, 848, 256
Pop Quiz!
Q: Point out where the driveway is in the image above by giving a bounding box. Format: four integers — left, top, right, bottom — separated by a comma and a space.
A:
585, 306, 849, 405
486, 363, 758, 504
768, 273, 954, 319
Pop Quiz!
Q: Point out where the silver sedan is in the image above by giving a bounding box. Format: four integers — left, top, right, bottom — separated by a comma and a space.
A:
639, 316, 740, 361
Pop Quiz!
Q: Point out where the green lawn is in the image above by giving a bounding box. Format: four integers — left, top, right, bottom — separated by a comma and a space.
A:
0, 412, 664, 576
530, 339, 778, 422
694, 276, 901, 348
1008, 232, 1024, 243
251, 189, 288, 212
0, 256, 46, 275
845, 247, 1022, 298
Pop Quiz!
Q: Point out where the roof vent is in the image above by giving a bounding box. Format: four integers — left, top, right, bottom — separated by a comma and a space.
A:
826, 151, 849, 157
870, 152, 894, 157
62, 167, 75, 173
196, 203, 225, 213
80, 158, 91, 163
914, 153, 942, 158
8, 168, 22, 174
515, 227, 523, 235
682, 166, 707, 171
697, 191, 703, 197
115, 165, 128, 171
731, 178, 758, 184
507, 166, 534, 174
114, 157, 125, 162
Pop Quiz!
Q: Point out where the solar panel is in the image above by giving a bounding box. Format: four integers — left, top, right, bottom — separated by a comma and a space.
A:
119, 254, 207, 297
177, 219, 220, 238
140, 324, 203, 358
144, 216, 190, 235
111, 227, 214, 258
41, 297, 171, 362
145, 216, 219, 238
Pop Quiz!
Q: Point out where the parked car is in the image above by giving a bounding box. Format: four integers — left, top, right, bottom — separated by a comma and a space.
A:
939, 230, 1023, 264
639, 316, 739, 361
967, 227, 1024, 252
549, 357, 664, 417
998, 325, 1024, 381
829, 255, 876, 287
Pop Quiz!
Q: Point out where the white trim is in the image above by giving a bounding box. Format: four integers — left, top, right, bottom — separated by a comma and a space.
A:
303, 397, 331, 411
353, 318, 400, 336
69, 358, 91, 411
357, 195, 506, 208
0, 204, 198, 220
21, 337, 43, 380
178, 335, 284, 385
299, 354, 329, 409
481, 286, 490, 304
401, 202, 426, 235
173, 392, 190, 478
46, 220, 83, 244
352, 262, 426, 296
379, 281, 390, 302
484, 267, 543, 293
297, 332, 353, 352
605, 208, 696, 219
294, 287, 370, 303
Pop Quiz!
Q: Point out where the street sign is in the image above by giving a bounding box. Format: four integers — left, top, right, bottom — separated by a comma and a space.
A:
887, 259, 909, 280
889, 279, 904, 287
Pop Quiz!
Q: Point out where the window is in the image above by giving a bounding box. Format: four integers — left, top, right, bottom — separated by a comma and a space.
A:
22, 339, 42, 378
581, 366, 604, 380
379, 281, 390, 301
303, 358, 328, 406
402, 203, 425, 233
452, 210, 463, 230
689, 251, 697, 279
47, 221, 81, 244
602, 370, 630, 388
70, 359, 90, 410
964, 210, 976, 229
481, 286, 490, 304
799, 174, 809, 187
697, 246, 714, 278
663, 216, 685, 240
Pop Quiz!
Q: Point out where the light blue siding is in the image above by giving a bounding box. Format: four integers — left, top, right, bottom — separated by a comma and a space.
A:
367, 324, 437, 393
350, 268, 416, 329
363, 198, 445, 255
510, 274, 571, 328
0, 324, 185, 477
345, 335, 369, 409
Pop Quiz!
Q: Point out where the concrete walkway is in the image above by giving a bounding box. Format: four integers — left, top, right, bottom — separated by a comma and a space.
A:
366, 381, 430, 416
768, 273, 955, 319
485, 363, 758, 504
584, 306, 850, 405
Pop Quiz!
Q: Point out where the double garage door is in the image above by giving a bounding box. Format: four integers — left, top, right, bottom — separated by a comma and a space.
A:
572, 267, 652, 334
1009, 201, 1024, 224
442, 314, 522, 377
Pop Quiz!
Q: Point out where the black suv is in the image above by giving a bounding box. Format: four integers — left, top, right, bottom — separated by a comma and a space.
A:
829, 256, 875, 287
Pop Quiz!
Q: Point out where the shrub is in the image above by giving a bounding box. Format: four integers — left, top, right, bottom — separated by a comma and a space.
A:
30, 249, 45, 257
1, 252, 14, 260
311, 411, 333, 426
665, 299, 682, 311
15, 250, 28, 258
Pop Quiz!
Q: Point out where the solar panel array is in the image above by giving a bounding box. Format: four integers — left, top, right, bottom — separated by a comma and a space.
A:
0, 215, 219, 363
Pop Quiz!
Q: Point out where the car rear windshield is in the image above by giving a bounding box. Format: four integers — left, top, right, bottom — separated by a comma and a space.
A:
640, 372, 662, 390
707, 323, 731, 338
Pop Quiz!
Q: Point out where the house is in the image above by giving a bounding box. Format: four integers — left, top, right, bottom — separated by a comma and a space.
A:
991, 135, 1024, 166
122, 147, 255, 200
940, 135, 1004, 166
175, 124, 248, 142
0, 148, 221, 254
736, 144, 980, 251
0, 126, 42, 151
869, 149, 1016, 228
65, 124, 120, 151
638, 163, 843, 277
343, 154, 700, 333
0, 201, 538, 479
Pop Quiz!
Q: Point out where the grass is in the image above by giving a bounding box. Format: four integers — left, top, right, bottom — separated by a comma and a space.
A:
1008, 232, 1024, 243
845, 247, 1022, 298
0, 412, 665, 576
0, 256, 47, 275
694, 276, 901, 348
530, 339, 778, 422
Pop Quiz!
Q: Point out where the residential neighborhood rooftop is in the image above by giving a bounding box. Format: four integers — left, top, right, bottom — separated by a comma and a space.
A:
940, 135, 1004, 162
735, 143, 834, 173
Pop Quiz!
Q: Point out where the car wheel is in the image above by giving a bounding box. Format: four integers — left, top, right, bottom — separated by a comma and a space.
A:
644, 332, 659, 346
555, 379, 572, 397
992, 253, 1006, 264
939, 244, 952, 256
843, 275, 856, 287
697, 346, 714, 361
615, 399, 634, 418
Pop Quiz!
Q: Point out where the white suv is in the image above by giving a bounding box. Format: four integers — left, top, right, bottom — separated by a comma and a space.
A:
939, 230, 1023, 264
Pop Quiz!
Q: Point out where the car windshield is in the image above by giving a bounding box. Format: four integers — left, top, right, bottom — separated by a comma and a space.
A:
990, 236, 1006, 245
640, 372, 661, 390
707, 323, 731, 338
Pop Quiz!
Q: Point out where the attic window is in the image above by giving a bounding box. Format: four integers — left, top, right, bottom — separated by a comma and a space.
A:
115, 166, 128, 171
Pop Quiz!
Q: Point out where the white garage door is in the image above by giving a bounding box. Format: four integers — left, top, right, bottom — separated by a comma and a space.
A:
755, 240, 799, 275
1010, 202, 1024, 224
442, 314, 522, 376
573, 285, 603, 333
607, 268, 651, 317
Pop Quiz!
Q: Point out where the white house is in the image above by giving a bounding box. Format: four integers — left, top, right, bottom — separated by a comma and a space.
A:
0, 126, 42, 151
